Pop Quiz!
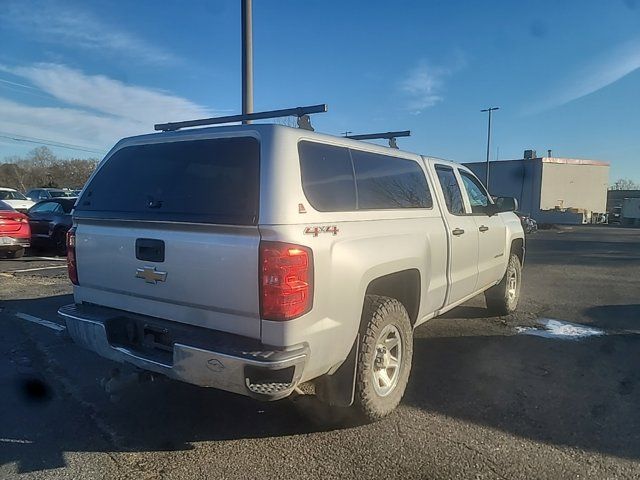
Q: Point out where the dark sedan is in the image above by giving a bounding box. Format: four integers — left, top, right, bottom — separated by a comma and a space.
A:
28, 197, 76, 255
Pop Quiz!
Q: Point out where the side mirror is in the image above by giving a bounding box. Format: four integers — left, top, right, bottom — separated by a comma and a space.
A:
494, 196, 519, 213
485, 203, 499, 216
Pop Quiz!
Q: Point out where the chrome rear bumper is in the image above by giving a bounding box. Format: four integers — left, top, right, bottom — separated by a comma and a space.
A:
58, 303, 308, 400
0, 237, 29, 248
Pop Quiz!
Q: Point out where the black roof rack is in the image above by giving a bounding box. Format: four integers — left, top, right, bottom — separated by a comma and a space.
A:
154, 104, 328, 132
346, 130, 411, 149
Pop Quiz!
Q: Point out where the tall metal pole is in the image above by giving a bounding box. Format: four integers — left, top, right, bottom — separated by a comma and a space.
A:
481, 106, 499, 189
241, 0, 253, 124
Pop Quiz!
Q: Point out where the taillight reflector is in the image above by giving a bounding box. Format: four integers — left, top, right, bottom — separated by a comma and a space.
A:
260, 241, 313, 321
67, 227, 78, 285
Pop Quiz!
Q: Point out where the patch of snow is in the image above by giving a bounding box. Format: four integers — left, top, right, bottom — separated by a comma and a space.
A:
516, 318, 605, 339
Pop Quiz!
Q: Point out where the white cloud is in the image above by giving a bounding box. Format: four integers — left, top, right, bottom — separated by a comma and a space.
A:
4, 64, 211, 125
0, 63, 213, 155
399, 57, 464, 114
0, 97, 140, 152
0, 1, 176, 65
528, 38, 640, 113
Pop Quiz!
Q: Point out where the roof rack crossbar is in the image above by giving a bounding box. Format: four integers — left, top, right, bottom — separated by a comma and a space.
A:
154, 104, 328, 132
346, 130, 411, 149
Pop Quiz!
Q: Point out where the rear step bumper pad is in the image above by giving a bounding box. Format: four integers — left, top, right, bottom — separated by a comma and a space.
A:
58, 303, 308, 401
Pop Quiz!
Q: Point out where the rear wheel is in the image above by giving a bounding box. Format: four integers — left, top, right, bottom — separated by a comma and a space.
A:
53, 229, 67, 256
6, 248, 25, 259
485, 253, 522, 315
353, 295, 413, 422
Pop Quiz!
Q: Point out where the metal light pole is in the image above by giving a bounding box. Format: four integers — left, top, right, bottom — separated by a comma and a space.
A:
481, 106, 499, 189
241, 0, 253, 124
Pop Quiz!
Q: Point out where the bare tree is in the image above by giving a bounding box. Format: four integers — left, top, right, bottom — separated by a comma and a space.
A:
0, 158, 30, 191
0, 147, 99, 191
610, 178, 639, 190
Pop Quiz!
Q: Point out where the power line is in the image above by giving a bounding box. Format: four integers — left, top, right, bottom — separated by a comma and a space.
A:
0, 78, 38, 90
0, 131, 106, 155
0, 82, 57, 102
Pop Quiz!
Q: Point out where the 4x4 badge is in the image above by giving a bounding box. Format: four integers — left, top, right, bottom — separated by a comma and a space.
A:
304, 225, 339, 237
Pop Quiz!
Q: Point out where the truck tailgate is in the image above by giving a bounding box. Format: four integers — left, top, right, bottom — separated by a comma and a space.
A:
74, 220, 261, 339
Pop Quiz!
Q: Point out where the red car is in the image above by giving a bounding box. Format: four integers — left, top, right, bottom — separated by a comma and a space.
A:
0, 200, 30, 258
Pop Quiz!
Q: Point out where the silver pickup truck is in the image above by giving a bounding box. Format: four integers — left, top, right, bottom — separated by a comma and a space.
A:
59, 123, 524, 421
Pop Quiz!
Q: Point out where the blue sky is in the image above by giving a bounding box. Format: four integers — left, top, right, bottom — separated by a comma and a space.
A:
0, 0, 639, 182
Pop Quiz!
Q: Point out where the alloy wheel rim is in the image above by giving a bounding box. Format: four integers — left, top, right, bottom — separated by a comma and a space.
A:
372, 324, 402, 397
507, 270, 518, 302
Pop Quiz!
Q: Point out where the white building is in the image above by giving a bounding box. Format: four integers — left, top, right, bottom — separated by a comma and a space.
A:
465, 151, 610, 223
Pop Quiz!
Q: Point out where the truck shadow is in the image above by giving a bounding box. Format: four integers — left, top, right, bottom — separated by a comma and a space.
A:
406, 327, 640, 460
525, 237, 640, 267
2, 294, 640, 472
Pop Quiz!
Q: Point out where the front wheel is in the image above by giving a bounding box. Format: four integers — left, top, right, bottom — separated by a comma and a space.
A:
353, 295, 413, 422
485, 253, 522, 315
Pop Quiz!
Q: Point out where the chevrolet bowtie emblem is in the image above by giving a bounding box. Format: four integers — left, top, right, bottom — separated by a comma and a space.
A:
135, 266, 168, 284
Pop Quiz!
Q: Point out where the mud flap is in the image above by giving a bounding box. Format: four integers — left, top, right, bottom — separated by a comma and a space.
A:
315, 334, 359, 407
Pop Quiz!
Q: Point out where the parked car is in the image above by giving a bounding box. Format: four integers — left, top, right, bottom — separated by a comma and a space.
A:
0, 200, 30, 258
25, 188, 76, 202
0, 187, 35, 212
28, 197, 76, 255
59, 122, 524, 422
609, 206, 622, 224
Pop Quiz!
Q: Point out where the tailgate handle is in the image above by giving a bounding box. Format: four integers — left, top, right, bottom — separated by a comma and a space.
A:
136, 238, 165, 262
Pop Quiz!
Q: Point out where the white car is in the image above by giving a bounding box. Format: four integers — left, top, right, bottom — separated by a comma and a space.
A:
0, 187, 35, 213
59, 110, 524, 421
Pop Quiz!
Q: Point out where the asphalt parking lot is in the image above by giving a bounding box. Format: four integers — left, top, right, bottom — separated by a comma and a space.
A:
1, 226, 639, 479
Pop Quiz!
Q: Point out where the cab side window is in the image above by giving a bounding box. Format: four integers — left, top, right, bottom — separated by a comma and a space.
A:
352, 150, 433, 209
459, 171, 490, 214
435, 165, 465, 215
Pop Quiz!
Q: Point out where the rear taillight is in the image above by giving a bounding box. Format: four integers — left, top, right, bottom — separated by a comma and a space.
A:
67, 227, 78, 285
260, 241, 313, 321
0, 214, 27, 223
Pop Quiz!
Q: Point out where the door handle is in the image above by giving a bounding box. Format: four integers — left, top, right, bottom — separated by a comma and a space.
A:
136, 238, 165, 262
452, 228, 465, 236
479, 225, 489, 232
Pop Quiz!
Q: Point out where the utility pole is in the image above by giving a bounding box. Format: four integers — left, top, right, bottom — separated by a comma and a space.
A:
481, 106, 499, 189
241, 0, 253, 124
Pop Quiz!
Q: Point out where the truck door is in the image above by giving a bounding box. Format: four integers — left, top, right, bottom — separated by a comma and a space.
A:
434, 164, 479, 305
458, 169, 507, 290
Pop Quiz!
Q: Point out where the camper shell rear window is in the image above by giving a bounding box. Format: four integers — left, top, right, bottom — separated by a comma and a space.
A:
75, 137, 260, 225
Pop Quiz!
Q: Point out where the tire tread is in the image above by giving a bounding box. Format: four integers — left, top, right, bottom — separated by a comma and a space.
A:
354, 295, 412, 422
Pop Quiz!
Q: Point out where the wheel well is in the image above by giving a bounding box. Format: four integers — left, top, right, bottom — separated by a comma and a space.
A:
511, 238, 524, 264
364, 269, 421, 325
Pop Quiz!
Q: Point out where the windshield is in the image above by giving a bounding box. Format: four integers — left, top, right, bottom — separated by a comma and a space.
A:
0, 190, 28, 200
48, 190, 75, 197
